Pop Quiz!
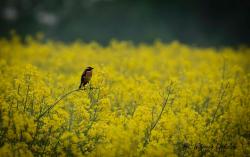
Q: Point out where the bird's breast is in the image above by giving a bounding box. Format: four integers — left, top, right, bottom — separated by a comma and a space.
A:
85, 71, 92, 80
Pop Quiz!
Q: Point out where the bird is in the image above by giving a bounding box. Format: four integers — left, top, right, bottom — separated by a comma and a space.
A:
79, 66, 94, 89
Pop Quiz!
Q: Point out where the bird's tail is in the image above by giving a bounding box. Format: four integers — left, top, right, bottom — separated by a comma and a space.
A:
79, 84, 82, 89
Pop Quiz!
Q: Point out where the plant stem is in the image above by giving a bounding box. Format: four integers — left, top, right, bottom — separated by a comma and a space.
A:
35, 88, 83, 121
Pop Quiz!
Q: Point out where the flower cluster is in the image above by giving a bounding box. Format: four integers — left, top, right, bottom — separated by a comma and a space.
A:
0, 36, 249, 156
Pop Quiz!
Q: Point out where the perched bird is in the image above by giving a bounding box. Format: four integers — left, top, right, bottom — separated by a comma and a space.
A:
79, 66, 94, 89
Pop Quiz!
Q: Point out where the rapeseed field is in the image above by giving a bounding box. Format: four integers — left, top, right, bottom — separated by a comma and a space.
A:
0, 35, 249, 156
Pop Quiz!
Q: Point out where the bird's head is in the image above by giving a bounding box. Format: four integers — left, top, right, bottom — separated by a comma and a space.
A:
86, 66, 94, 71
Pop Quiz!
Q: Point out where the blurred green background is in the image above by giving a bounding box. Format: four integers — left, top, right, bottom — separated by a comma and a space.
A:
0, 0, 249, 46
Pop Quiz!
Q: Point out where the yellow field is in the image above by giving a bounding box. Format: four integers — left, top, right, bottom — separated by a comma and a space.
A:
0, 35, 249, 156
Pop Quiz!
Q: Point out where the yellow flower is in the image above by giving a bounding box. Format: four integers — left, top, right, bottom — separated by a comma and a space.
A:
0, 35, 249, 156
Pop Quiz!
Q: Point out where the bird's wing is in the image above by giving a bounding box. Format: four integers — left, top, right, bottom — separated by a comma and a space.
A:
81, 70, 86, 78
81, 70, 87, 81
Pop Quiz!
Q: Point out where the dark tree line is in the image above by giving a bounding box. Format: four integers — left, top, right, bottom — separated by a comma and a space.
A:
0, 0, 250, 46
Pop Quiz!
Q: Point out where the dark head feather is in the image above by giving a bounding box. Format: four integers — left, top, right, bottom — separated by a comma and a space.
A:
86, 66, 94, 70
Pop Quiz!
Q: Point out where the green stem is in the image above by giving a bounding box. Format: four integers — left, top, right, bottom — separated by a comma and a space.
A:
35, 88, 83, 121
